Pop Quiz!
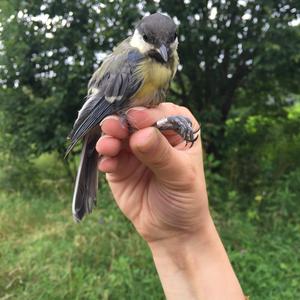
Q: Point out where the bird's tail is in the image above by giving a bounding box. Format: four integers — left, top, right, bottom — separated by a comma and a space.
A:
72, 132, 100, 222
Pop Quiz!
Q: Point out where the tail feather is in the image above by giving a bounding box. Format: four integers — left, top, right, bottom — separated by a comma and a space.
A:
72, 132, 100, 222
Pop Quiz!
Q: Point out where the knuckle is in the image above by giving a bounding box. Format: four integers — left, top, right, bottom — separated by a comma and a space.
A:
179, 107, 200, 128
177, 164, 198, 190
95, 139, 102, 153
159, 102, 178, 113
180, 106, 191, 115
181, 172, 198, 191
150, 138, 171, 169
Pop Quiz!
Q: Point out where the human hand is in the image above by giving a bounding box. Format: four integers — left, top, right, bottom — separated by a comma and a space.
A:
96, 103, 245, 299
96, 102, 209, 243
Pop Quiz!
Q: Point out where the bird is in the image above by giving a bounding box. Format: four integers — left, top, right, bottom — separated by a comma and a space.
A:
66, 13, 198, 222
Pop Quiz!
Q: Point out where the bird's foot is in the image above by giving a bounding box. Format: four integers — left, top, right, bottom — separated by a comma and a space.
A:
119, 112, 136, 133
154, 115, 200, 147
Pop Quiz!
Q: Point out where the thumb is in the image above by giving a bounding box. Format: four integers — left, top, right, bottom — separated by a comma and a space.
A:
129, 127, 186, 181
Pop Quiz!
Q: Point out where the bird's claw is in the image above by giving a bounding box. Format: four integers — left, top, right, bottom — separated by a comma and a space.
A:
154, 115, 200, 148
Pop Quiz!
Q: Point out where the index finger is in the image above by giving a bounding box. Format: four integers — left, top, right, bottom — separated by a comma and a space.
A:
100, 115, 129, 139
126, 102, 200, 130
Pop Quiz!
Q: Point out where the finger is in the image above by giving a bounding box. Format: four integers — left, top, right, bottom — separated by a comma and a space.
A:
162, 130, 185, 146
98, 156, 119, 173
129, 127, 188, 182
95, 135, 122, 157
100, 116, 129, 139
126, 102, 199, 130
100, 150, 141, 181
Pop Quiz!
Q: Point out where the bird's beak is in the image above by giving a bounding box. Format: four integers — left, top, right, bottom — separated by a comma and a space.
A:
157, 44, 168, 62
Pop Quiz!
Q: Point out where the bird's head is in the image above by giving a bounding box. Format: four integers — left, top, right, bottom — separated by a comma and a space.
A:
130, 13, 178, 63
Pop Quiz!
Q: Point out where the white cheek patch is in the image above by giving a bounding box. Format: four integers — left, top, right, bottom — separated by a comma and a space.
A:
130, 29, 154, 53
170, 37, 178, 51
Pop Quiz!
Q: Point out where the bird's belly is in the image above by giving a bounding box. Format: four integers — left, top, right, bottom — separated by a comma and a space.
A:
132, 60, 172, 106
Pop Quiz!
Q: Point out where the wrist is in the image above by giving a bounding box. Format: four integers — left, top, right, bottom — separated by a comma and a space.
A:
148, 214, 245, 300
148, 214, 218, 273
148, 213, 218, 259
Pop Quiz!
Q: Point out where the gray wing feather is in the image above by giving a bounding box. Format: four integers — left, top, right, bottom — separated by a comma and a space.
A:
105, 73, 124, 99
66, 49, 144, 155
72, 130, 100, 221
67, 45, 144, 221
66, 97, 112, 156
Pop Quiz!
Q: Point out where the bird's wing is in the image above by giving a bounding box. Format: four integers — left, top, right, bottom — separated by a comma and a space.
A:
66, 46, 144, 156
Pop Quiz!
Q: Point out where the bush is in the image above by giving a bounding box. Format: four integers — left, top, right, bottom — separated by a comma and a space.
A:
223, 104, 300, 207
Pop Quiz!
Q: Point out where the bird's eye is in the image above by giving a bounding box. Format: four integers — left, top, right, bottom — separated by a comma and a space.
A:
143, 34, 149, 42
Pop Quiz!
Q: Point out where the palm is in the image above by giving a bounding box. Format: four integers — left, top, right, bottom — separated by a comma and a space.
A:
107, 152, 149, 218
98, 104, 207, 242
107, 151, 164, 241
106, 144, 203, 242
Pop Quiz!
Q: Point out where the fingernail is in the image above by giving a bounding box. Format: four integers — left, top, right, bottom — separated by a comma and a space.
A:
99, 156, 109, 162
100, 115, 119, 127
126, 107, 147, 115
99, 134, 112, 141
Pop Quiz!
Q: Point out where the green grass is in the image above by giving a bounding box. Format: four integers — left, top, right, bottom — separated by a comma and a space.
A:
217, 210, 300, 299
0, 186, 163, 300
0, 180, 299, 299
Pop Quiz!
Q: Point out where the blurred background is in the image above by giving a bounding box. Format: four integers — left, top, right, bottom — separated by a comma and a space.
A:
0, 0, 300, 299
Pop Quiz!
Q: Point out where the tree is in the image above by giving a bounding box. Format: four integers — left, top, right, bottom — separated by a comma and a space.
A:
0, 0, 141, 158
0, 0, 299, 159
158, 0, 300, 155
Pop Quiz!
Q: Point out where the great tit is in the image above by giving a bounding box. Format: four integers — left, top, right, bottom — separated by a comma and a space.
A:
66, 13, 198, 222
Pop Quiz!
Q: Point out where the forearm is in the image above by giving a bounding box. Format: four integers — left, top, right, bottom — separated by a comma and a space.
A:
148, 215, 245, 300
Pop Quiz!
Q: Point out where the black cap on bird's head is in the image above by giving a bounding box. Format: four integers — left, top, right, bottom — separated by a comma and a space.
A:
130, 13, 178, 63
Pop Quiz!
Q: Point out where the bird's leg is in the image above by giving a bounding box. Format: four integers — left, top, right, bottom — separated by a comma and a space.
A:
119, 113, 200, 148
153, 115, 200, 147
119, 112, 135, 133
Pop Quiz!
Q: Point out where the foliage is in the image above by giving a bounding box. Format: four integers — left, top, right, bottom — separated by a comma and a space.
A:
0, 1, 300, 299
1, 173, 300, 299
0, 131, 299, 299
0, 189, 164, 300
223, 101, 300, 203
0, 0, 299, 158
0, 152, 71, 196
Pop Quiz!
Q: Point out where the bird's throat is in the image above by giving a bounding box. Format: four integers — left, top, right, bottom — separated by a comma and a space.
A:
148, 50, 167, 64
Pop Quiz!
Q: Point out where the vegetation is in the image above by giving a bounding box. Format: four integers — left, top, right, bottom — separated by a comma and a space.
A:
1, 157, 300, 299
0, 0, 299, 299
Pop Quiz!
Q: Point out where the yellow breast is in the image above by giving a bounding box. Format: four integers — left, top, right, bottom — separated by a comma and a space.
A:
133, 59, 172, 101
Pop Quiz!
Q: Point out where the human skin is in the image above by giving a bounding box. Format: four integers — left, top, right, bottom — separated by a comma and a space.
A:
96, 103, 245, 300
